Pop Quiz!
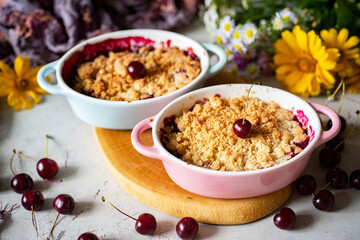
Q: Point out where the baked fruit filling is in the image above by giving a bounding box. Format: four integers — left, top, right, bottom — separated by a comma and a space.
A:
160, 96, 310, 171
62, 37, 201, 102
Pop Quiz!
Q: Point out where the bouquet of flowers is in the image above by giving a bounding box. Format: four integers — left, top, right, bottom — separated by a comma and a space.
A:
201, 0, 360, 97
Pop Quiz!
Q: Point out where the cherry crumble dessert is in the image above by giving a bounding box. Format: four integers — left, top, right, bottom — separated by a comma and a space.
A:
71, 45, 201, 101
160, 96, 309, 171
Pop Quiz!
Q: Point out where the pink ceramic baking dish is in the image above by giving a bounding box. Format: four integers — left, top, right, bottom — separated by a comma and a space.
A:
131, 84, 340, 199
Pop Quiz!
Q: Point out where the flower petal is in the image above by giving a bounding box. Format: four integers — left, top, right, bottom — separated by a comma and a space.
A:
27, 90, 40, 104
337, 28, 349, 46
343, 36, 360, 49
14, 56, 31, 78
25, 65, 43, 79
0, 75, 15, 96
0, 61, 16, 79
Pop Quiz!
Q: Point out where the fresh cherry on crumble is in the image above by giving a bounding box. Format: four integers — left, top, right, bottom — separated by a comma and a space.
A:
78, 232, 99, 240
273, 207, 296, 230
312, 189, 335, 211
127, 61, 146, 79
176, 217, 199, 240
101, 196, 156, 235
295, 175, 316, 195
21, 190, 44, 211
233, 119, 253, 138
325, 168, 348, 189
349, 170, 360, 190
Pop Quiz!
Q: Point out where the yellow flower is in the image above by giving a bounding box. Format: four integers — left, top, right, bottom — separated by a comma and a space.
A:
274, 25, 338, 97
0, 56, 47, 111
345, 58, 360, 94
320, 28, 360, 77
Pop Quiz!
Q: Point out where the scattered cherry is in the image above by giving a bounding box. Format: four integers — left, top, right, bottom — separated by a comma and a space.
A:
176, 217, 199, 240
233, 119, 253, 138
101, 196, 156, 235
135, 213, 157, 235
78, 232, 99, 240
127, 61, 146, 79
325, 134, 345, 152
312, 189, 335, 211
273, 207, 296, 230
349, 170, 360, 190
21, 190, 44, 211
295, 175, 316, 195
37, 158, 58, 179
11, 173, 33, 194
53, 194, 75, 214
327, 115, 346, 134
319, 147, 341, 168
326, 168, 348, 189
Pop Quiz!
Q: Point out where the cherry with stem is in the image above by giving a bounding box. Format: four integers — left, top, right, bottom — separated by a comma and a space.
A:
13, 135, 59, 180
47, 194, 75, 240
10, 149, 33, 194
233, 81, 262, 138
101, 196, 156, 235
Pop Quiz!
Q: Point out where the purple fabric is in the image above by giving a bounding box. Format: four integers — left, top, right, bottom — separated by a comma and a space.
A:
0, 0, 200, 65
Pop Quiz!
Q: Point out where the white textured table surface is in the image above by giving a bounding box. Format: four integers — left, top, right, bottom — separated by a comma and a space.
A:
1, 21, 360, 240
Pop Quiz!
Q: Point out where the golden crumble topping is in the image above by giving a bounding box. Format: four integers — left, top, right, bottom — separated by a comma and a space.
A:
73, 46, 201, 101
160, 96, 309, 171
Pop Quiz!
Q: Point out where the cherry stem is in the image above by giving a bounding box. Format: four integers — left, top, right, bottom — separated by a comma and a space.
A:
10, 149, 16, 176
243, 81, 260, 124
325, 79, 344, 106
46, 135, 49, 158
14, 151, 37, 164
101, 196, 137, 221
338, 82, 345, 114
312, 181, 332, 198
334, 110, 359, 151
48, 212, 60, 240
31, 206, 45, 240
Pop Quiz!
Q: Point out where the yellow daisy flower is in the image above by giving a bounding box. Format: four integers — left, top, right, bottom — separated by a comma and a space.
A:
0, 56, 47, 111
274, 25, 339, 97
320, 28, 360, 77
345, 58, 360, 94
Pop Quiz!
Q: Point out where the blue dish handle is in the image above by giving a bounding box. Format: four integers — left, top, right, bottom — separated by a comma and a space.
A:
202, 43, 227, 78
37, 60, 65, 95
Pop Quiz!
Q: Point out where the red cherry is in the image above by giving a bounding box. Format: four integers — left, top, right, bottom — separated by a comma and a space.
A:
21, 190, 44, 211
127, 61, 146, 79
11, 173, 33, 194
273, 207, 296, 230
176, 217, 199, 240
37, 158, 58, 179
135, 213, 157, 235
233, 119, 253, 138
77, 232, 99, 240
53, 194, 75, 214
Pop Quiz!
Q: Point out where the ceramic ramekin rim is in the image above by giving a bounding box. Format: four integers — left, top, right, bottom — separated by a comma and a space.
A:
151, 83, 322, 176
52, 29, 211, 106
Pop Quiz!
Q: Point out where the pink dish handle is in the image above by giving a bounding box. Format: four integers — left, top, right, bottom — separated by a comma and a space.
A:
310, 103, 341, 148
131, 116, 162, 159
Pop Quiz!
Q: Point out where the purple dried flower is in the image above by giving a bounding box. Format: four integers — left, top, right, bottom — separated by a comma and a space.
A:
256, 51, 273, 74
233, 51, 247, 70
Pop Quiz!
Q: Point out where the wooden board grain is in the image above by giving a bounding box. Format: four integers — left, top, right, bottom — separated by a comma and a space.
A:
94, 71, 292, 225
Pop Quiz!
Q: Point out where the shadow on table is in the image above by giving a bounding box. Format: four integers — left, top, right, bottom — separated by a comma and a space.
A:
0, 98, 13, 144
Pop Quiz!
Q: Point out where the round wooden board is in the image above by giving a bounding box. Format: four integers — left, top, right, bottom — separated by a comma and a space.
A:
93, 71, 292, 225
